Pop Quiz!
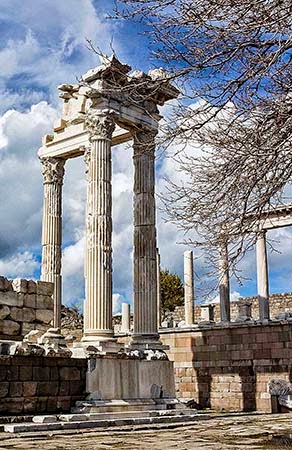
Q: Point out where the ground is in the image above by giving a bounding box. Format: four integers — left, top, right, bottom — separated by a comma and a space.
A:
1, 412, 292, 449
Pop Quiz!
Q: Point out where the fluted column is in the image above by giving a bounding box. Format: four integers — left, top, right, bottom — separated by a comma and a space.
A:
131, 129, 160, 347
156, 248, 161, 328
83, 109, 115, 341
256, 230, 270, 321
184, 250, 194, 326
219, 238, 231, 322
40, 157, 65, 329
121, 303, 131, 333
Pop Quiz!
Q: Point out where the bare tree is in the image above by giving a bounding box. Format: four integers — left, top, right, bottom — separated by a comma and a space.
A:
114, 0, 292, 279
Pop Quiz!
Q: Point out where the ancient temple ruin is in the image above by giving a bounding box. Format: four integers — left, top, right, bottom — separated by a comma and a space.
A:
38, 55, 179, 347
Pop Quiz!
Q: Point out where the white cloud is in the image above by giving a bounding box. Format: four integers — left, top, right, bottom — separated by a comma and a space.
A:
0, 251, 39, 278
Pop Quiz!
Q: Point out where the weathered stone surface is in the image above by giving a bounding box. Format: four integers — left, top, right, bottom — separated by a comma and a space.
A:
0, 277, 12, 292
9, 307, 23, 322
36, 309, 54, 324
36, 295, 54, 310
0, 382, 9, 397
21, 322, 35, 336
12, 278, 28, 293
27, 280, 37, 294
0, 291, 20, 307
24, 329, 43, 344
32, 415, 58, 424
37, 281, 54, 296
0, 320, 20, 335
268, 378, 292, 396
0, 305, 10, 320
23, 294, 36, 308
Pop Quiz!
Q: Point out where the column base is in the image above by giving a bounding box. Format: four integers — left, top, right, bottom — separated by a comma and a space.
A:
130, 333, 167, 351
82, 329, 115, 343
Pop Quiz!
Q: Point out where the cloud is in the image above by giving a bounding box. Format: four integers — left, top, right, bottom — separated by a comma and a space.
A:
0, 251, 39, 279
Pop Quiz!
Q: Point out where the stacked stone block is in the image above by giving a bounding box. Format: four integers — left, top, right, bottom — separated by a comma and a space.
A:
160, 322, 292, 413
172, 292, 292, 323
0, 276, 54, 340
0, 355, 86, 414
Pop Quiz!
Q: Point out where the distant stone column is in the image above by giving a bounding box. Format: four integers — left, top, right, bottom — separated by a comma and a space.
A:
83, 109, 116, 341
156, 249, 161, 328
131, 129, 160, 347
256, 230, 270, 321
121, 303, 131, 333
40, 157, 65, 329
184, 250, 194, 326
219, 238, 231, 322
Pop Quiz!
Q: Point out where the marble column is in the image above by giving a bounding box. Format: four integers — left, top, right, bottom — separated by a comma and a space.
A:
219, 238, 231, 322
256, 230, 270, 320
121, 303, 131, 333
156, 248, 161, 328
40, 157, 65, 329
83, 109, 116, 341
184, 250, 194, 326
131, 129, 160, 347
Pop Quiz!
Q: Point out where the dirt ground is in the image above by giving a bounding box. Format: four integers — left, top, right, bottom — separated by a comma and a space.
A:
1, 412, 292, 450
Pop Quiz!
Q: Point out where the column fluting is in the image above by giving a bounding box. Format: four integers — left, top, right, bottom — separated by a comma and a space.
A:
131, 129, 160, 346
40, 157, 65, 329
256, 230, 270, 320
83, 109, 115, 341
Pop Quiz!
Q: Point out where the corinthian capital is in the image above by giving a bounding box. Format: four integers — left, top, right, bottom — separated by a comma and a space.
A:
132, 129, 158, 158
40, 157, 65, 185
85, 109, 116, 141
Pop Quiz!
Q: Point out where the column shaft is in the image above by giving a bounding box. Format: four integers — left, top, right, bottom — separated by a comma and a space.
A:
184, 250, 194, 326
131, 130, 160, 346
256, 231, 270, 320
121, 303, 131, 333
83, 110, 115, 341
156, 249, 161, 328
40, 157, 65, 329
219, 239, 230, 322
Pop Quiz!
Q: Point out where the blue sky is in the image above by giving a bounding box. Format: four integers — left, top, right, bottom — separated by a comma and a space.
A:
0, 0, 291, 313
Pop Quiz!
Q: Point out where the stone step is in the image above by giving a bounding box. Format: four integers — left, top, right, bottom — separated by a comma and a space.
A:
72, 398, 168, 414
3, 413, 201, 433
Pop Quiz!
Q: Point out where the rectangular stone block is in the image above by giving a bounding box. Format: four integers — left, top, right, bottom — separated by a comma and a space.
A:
0, 291, 20, 307
9, 307, 23, 322
37, 381, 59, 396
0, 319, 20, 336
0, 277, 12, 292
27, 280, 37, 294
23, 294, 36, 308
35, 309, 54, 325
23, 382, 37, 397
37, 281, 54, 296
12, 278, 28, 294
36, 295, 54, 310
60, 367, 80, 381
0, 382, 9, 397
9, 381, 23, 397
33, 366, 50, 381
19, 366, 32, 381
21, 322, 35, 336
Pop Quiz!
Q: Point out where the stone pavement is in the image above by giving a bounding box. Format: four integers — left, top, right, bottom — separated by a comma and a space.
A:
1, 412, 292, 449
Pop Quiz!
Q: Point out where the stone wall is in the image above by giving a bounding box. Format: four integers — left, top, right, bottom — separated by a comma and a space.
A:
0, 355, 87, 414
172, 292, 292, 323
0, 277, 54, 340
160, 322, 292, 413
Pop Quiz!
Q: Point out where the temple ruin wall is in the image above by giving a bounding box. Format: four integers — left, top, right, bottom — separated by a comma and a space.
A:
0, 277, 54, 340
173, 293, 292, 323
0, 355, 87, 414
160, 322, 292, 413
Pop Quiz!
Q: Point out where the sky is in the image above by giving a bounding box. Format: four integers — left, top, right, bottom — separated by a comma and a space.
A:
0, 0, 292, 313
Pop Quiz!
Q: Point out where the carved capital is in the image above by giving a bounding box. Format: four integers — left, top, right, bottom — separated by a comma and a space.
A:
132, 129, 157, 159
85, 109, 116, 141
40, 158, 65, 185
